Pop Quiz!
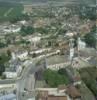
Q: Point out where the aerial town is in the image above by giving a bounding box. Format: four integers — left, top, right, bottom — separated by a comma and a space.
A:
0, 0, 97, 100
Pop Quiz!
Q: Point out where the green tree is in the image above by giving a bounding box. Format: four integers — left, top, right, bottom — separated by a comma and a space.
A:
0, 41, 7, 48
7, 49, 11, 57
0, 64, 5, 76
43, 69, 69, 87
58, 68, 67, 75
0, 53, 11, 64
20, 25, 34, 36
84, 33, 96, 48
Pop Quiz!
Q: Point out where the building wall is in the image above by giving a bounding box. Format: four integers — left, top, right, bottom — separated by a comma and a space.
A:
47, 62, 70, 70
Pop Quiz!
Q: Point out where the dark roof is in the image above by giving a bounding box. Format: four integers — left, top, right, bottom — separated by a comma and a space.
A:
66, 85, 81, 98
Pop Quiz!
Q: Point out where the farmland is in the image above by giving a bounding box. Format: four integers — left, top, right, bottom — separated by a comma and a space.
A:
0, 2, 23, 22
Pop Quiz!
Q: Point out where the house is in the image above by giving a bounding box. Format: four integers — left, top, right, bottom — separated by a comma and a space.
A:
29, 36, 41, 47
0, 93, 16, 100
36, 84, 82, 100
12, 51, 28, 60
30, 48, 51, 56
47, 95, 68, 100
66, 32, 77, 37
23, 5, 33, 14
19, 20, 27, 25
78, 38, 86, 50
27, 98, 35, 100
3, 72, 17, 78
46, 55, 70, 70
9, 59, 22, 74
22, 35, 41, 48
3, 24, 21, 33
36, 85, 71, 100
66, 85, 81, 100
4, 59, 22, 78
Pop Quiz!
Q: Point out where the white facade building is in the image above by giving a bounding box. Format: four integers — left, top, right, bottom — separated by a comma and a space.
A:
12, 51, 28, 60
70, 48, 74, 61
3, 25, 20, 33
3, 72, 17, 78
78, 37, 86, 50
47, 62, 70, 71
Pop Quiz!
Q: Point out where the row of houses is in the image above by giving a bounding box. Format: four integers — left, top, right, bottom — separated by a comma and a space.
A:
3, 48, 53, 79
35, 84, 81, 100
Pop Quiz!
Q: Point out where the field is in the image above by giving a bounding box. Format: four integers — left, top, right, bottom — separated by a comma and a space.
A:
79, 67, 97, 97
0, 2, 23, 22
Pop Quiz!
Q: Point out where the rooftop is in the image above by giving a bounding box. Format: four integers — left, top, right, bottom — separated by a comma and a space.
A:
66, 85, 81, 98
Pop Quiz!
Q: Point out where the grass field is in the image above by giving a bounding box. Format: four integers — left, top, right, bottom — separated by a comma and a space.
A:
0, 2, 23, 22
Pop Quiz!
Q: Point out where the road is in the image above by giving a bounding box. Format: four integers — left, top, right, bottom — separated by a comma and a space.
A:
16, 51, 58, 100
0, 51, 57, 99
0, 79, 16, 84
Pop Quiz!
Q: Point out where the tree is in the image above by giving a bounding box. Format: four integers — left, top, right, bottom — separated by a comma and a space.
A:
0, 42, 7, 48
20, 25, 34, 36
0, 53, 11, 64
84, 33, 96, 48
7, 49, 11, 57
1, 74, 6, 79
78, 6, 96, 20
36, 27, 49, 34
73, 36, 78, 48
43, 69, 69, 87
0, 64, 5, 76
79, 68, 97, 97
58, 68, 67, 75
32, 53, 37, 58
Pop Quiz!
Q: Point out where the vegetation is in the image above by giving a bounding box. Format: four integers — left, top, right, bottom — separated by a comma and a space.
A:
36, 27, 49, 34
84, 25, 96, 48
78, 6, 96, 20
18, 39, 30, 45
43, 69, 69, 87
0, 42, 7, 48
0, 2, 23, 22
0, 53, 11, 76
0, 53, 11, 64
20, 25, 34, 36
9, 14, 30, 23
58, 68, 68, 76
73, 36, 78, 48
0, 64, 5, 76
7, 49, 11, 57
79, 67, 97, 97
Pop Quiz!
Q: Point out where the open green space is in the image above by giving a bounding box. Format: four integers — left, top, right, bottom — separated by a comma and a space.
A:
79, 67, 97, 97
43, 69, 70, 87
0, 2, 23, 22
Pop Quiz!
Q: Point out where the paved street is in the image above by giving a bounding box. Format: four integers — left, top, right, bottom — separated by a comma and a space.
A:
0, 79, 16, 84
16, 51, 58, 100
